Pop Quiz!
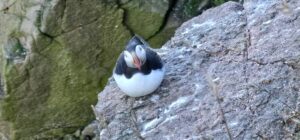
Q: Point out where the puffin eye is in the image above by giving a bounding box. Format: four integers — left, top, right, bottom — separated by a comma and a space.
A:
124, 51, 130, 58
136, 45, 143, 52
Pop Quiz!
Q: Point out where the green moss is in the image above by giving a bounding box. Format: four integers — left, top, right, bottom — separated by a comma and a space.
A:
9, 30, 26, 39
2, 38, 103, 139
181, 0, 236, 20
148, 27, 176, 48
3, 48, 52, 139
184, 0, 204, 17
123, 6, 164, 39
212, 0, 226, 6
1, 1, 131, 140
121, 0, 168, 39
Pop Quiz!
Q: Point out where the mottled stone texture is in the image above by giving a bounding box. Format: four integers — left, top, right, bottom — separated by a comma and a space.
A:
0, 0, 236, 139
0, 0, 131, 139
94, 0, 300, 139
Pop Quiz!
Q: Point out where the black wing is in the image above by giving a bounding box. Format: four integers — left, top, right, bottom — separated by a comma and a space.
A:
144, 48, 163, 71
114, 49, 163, 79
114, 35, 163, 78
114, 53, 141, 78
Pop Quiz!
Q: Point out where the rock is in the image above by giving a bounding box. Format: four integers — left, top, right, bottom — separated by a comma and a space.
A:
0, 0, 131, 139
147, 0, 241, 48
81, 121, 99, 139
0, 0, 245, 139
120, 0, 169, 39
94, 0, 300, 139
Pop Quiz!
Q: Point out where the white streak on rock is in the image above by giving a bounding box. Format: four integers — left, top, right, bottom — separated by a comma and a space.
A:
165, 96, 191, 114
263, 20, 272, 25
143, 117, 164, 131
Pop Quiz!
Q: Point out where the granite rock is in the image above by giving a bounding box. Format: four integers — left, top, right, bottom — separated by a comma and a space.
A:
94, 0, 300, 139
0, 0, 233, 139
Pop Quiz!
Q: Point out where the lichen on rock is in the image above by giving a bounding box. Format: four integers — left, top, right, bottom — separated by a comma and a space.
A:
0, 0, 131, 139
119, 0, 170, 48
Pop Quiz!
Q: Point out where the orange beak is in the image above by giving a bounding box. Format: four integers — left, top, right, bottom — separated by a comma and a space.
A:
132, 53, 141, 70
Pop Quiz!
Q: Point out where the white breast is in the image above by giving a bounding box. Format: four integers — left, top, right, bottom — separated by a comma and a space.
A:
113, 67, 165, 97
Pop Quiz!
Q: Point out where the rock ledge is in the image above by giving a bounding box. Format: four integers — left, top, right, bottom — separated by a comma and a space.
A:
94, 1, 300, 139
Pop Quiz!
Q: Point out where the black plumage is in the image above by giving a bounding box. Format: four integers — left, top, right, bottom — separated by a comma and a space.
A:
114, 36, 163, 78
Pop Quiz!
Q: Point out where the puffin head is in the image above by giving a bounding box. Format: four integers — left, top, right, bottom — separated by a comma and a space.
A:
123, 36, 147, 70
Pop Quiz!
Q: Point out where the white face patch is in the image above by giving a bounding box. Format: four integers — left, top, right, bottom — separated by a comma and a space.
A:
135, 45, 146, 64
124, 50, 135, 68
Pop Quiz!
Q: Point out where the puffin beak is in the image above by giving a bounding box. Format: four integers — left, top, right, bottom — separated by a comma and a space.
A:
131, 52, 141, 70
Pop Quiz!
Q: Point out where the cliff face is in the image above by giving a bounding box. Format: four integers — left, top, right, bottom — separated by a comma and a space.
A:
0, 1, 131, 139
95, 0, 300, 139
0, 0, 238, 139
0, 0, 166, 139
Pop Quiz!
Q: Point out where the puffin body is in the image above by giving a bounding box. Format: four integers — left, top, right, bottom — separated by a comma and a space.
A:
113, 36, 165, 97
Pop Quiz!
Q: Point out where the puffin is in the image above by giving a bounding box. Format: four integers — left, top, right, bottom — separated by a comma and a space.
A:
113, 35, 165, 97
